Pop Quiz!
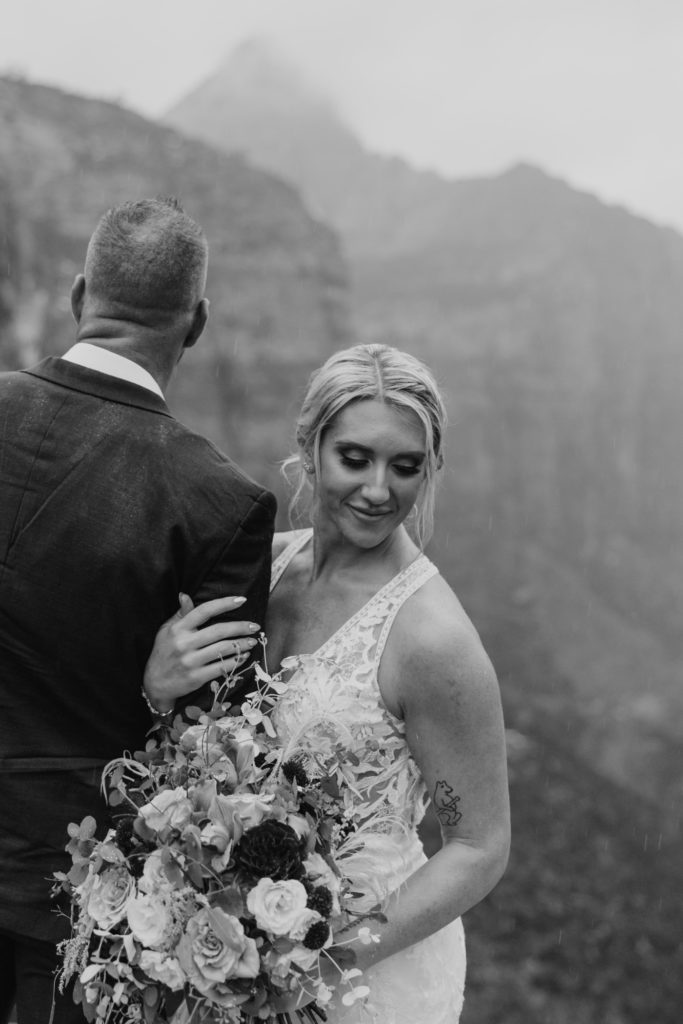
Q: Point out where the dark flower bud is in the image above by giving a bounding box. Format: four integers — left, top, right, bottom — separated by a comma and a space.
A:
302, 919, 330, 950
237, 819, 304, 881
282, 759, 309, 788
306, 885, 333, 918
128, 853, 145, 879
114, 816, 136, 856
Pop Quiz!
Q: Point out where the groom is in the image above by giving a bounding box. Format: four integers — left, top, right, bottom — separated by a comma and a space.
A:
0, 197, 276, 1022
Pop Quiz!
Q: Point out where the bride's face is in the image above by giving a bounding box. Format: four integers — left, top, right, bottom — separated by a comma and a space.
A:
313, 398, 427, 549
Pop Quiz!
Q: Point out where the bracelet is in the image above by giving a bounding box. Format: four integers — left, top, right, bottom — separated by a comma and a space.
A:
141, 688, 174, 719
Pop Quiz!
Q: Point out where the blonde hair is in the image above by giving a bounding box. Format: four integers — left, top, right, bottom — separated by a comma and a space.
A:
284, 344, 447, 547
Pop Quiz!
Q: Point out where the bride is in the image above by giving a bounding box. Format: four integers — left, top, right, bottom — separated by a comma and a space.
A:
144, 344, 510, 1022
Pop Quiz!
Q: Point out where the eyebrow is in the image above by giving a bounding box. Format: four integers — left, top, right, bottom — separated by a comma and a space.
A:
335, 441, 426, 461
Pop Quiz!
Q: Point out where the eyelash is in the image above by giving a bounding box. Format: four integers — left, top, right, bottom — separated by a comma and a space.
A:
340, 456, 421, 476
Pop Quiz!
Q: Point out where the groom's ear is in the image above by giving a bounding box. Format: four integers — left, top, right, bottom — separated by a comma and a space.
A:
183, 298, 209, 350
70, 274, 86, 324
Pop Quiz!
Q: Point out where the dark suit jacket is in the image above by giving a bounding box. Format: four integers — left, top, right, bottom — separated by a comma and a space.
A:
0, 357, 276, 940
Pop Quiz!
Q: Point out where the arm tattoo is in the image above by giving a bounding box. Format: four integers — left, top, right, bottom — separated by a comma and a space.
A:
433, 780, 463, 827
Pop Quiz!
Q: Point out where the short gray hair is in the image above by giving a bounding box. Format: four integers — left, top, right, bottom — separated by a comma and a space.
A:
84, 196, 208, 313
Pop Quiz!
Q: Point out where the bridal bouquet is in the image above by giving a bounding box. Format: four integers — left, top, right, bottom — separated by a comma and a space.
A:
55, 661, 380, 1023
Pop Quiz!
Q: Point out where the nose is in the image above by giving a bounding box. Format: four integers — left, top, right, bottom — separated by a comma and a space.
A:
360, 467, 390, 505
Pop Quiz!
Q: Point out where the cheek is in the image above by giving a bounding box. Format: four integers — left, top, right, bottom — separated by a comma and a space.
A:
397, 475, 424, 504
319, 465, 359, 497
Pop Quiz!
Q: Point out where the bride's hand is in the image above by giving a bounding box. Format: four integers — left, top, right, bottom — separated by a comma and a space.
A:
142, 594, 261, 714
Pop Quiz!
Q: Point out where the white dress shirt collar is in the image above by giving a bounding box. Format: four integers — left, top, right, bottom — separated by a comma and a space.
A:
62, 342, 164, 399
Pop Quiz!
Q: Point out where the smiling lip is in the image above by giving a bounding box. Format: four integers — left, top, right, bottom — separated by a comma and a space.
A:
349, 506, 392, 519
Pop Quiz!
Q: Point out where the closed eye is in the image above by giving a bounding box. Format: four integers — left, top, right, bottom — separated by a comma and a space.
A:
341, 455, 368, 469
340, 455, 422, 475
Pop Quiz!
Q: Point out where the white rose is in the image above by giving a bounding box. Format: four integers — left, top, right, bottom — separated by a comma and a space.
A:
126, 892, 172, 948
140, 851, 169, 894
176, 907, 260, 995
138, 787, 193, 834
200, 820, 234, 873
227, 793, 275, 828
85, 865, 135, 931
137, 850, 170, 894
138, 950, 185, 991
246, 878, 313, 937
179, 723, 210, 752
212, 792, 275, 834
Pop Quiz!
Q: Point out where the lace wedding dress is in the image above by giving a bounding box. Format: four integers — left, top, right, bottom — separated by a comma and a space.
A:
270, 531, 466, 1024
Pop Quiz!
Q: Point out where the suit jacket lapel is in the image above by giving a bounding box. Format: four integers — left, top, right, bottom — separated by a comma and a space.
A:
23, 357, 174, 418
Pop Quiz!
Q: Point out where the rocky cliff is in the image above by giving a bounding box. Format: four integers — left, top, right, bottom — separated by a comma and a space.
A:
0, 74, 351, 493
166, 42, 683, 820
2, 67, 682, 1023
166, 48, 683, 1020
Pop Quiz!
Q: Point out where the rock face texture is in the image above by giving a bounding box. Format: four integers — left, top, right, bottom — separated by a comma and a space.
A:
166, 40, 683, 811
168, 52, 683, 1019
2, 62, 682, 1022
0, 74, 351, 491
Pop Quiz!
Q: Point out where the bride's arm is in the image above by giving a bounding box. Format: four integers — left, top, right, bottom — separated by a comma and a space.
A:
142, 594, 263, 715
342, 579, 510, 972
142, 531, 298, 715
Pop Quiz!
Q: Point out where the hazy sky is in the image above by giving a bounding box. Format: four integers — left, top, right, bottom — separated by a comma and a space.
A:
2, 0, 682, 232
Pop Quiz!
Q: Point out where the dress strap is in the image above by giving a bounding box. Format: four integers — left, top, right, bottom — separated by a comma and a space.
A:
373, 556, 439, 668
270, 529, 312, 592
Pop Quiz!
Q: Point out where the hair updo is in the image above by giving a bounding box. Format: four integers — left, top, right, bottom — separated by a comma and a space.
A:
286, 343, 447, 547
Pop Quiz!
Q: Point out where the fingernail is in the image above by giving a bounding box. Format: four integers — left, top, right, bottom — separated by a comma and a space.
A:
247, 623, 260, 631
233, 597, 247, 606
246, 638, 258, 647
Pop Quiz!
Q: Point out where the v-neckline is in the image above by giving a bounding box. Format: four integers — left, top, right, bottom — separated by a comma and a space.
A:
270, 529, 428, 661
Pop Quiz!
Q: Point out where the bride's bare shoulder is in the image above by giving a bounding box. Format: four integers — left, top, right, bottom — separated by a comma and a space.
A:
272, 529, 306, 561
389, 571, 495, 691
272, 532, 293, 560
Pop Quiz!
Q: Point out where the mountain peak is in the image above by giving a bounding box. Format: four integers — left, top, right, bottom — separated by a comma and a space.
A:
172, 36, 344, 127
165, 38, 364, 227
219, 36, 315, 94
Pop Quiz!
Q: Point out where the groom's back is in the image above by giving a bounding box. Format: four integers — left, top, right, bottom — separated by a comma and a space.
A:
0, 197, 275, 995
0, 361, 274, 763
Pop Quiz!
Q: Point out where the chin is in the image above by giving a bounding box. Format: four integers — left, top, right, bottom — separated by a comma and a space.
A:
342, 514, 397, 548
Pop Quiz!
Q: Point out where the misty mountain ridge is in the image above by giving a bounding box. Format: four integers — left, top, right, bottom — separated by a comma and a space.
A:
167, 38, 680, 256
2, 70, 682, 1023
167, 37, 462, 256
0, 73, 350, 472
165, 39, 683, 822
